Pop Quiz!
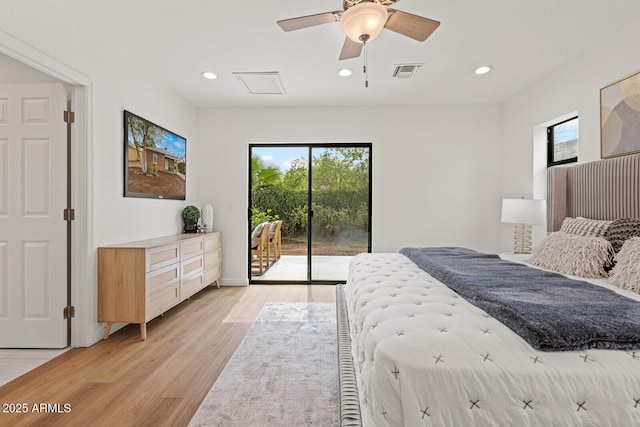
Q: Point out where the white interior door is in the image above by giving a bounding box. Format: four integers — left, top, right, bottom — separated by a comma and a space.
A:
0, 83, 68, 348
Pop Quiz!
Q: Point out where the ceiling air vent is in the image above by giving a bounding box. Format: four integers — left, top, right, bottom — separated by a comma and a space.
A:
233, 72, 285, 95
392, 64, 423, 79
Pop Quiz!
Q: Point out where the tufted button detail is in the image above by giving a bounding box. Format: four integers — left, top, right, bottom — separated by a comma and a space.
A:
530, 356, 543, 364
580, 354, 594, 363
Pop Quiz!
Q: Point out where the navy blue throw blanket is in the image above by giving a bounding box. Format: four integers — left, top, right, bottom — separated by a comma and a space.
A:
400, 247, 640, 351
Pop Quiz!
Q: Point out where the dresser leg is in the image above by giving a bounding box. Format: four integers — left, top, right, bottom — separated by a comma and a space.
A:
103, 323, 112, 340
140, 323, 147, 341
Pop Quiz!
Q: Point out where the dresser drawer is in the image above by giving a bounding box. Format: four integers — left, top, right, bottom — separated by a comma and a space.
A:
147, 263, 180, 294
146, 244, 179, 272
204, 232, 221, 251
204, 263, 221, 285
181, 254, 204, 278
181, 237, 204, 261
147, 283, 179, 321
204, 247, 222, 266
181, 272, 205, 300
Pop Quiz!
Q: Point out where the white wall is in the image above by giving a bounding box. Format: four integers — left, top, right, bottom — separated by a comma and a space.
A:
500, 15, 640, 252
0, 2, 198, 346
196, 105, 503, 285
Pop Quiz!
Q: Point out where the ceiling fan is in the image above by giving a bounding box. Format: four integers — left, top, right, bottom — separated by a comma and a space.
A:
277, 0, 440, 61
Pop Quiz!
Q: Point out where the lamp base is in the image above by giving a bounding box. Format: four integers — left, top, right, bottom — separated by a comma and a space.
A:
513, 224, 532, 254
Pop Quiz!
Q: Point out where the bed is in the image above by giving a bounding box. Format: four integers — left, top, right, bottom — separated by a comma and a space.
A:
337, 153, 640, 427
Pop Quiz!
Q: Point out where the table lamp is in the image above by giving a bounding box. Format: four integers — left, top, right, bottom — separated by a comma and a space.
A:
501, 198, 546, 254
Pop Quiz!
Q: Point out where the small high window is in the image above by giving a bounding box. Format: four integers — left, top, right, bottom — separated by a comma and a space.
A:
547, 116, 578, 167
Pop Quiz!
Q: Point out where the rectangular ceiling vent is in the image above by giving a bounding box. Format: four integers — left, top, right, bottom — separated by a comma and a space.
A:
392, 64, 423, 79
233, 71, 285, 95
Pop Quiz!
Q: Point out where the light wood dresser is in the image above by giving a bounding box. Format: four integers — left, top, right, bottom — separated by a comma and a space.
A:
98, 232, 222, 340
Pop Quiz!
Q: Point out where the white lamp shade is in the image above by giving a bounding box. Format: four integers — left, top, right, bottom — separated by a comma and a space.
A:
501, 199, 546, 225
341, 2, 388, 43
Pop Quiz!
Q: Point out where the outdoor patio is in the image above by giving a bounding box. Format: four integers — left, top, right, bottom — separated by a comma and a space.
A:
252, 255, 352, 282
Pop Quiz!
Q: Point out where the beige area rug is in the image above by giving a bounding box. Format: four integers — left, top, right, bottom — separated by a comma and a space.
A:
189, 302, 339, 427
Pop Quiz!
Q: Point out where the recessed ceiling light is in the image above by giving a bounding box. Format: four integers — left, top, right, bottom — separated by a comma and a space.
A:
201, 71, 218, 80
474, 65, 493, 75
338, 68, 354, 77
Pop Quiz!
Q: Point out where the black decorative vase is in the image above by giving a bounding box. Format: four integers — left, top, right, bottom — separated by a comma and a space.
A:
183, 219, 198, 233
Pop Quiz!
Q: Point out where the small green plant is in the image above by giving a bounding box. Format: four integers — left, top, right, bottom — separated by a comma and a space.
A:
182, 205, 200, 221
251, 207, 278, 229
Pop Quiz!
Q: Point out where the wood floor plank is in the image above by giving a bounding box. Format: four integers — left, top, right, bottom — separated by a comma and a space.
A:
0, 284, 337, 427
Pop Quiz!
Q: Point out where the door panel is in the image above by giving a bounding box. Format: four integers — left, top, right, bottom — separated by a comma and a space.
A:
250, 146, 309, 282
310, 147, 370, 281
0, 83, 67, 348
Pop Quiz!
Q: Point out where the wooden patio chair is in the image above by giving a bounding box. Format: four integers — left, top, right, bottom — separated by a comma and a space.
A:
251, 222, 271, 275
268, 220, 282, 265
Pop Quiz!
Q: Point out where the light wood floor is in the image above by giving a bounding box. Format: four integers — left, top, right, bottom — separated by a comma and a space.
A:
0, 285, 336, 427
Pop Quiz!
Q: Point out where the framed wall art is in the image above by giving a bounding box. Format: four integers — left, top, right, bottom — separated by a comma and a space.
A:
600, 70, 640, 159
124, 110, 186, 200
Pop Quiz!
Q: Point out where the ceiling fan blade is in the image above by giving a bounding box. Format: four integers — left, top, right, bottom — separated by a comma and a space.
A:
339, 37, 363, 60
384, 9, 440, 42
277, 11, 342, 32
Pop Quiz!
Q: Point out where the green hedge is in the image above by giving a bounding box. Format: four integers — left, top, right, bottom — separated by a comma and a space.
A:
252, 186, 368, 239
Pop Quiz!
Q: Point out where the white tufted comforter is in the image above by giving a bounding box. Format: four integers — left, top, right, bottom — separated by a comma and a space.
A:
345, 253, 640, 427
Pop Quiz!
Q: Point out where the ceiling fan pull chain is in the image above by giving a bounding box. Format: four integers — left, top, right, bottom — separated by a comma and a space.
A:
363, 39, 369, 88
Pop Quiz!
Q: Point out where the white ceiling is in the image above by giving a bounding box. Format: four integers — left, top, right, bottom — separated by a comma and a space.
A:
20, 0, 640, 108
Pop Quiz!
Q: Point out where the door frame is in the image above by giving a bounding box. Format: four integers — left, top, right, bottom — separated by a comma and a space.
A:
0, 33, 93, 347
248, 142, 372, 284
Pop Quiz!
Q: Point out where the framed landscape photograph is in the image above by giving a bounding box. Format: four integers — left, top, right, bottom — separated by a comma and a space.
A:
124, 110, 186, 199
600, 70, 640, 158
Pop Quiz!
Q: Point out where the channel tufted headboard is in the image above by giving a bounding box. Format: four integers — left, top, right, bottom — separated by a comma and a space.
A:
547, 153, 640, 232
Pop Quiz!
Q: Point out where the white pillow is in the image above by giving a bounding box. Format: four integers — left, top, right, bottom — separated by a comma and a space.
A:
559, 216, 612, 237
530, 232, 613, 278
610, 237, 640, 293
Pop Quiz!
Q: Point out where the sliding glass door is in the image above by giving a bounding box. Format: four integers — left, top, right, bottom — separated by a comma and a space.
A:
310, 147, 370, 281
249, 143, 371, 283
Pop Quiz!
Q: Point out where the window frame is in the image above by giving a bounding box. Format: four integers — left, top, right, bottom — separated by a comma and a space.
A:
547, 116, 578, 167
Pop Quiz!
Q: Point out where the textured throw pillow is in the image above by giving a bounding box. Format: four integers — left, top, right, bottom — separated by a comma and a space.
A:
609, 237, 640, 293
530, 232, 613, 278
605, 218, 640, 253
560, 217, 612, 237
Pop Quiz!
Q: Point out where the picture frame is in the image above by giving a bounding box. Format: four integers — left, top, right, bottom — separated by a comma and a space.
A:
124, 110, 186, 200
600, 70, 640, 159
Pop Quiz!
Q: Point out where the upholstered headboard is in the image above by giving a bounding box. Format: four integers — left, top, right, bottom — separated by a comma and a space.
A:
547, 153, 640, 232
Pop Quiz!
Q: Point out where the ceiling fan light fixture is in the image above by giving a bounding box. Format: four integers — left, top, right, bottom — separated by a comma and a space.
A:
338, 68, 354, 77
341, 1, 388, 43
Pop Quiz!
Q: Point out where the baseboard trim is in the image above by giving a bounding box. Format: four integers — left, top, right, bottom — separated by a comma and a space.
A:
219, 277, 249, 286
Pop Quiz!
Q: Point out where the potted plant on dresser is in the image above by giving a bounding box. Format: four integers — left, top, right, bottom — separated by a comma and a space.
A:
182, 205, 200, 233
